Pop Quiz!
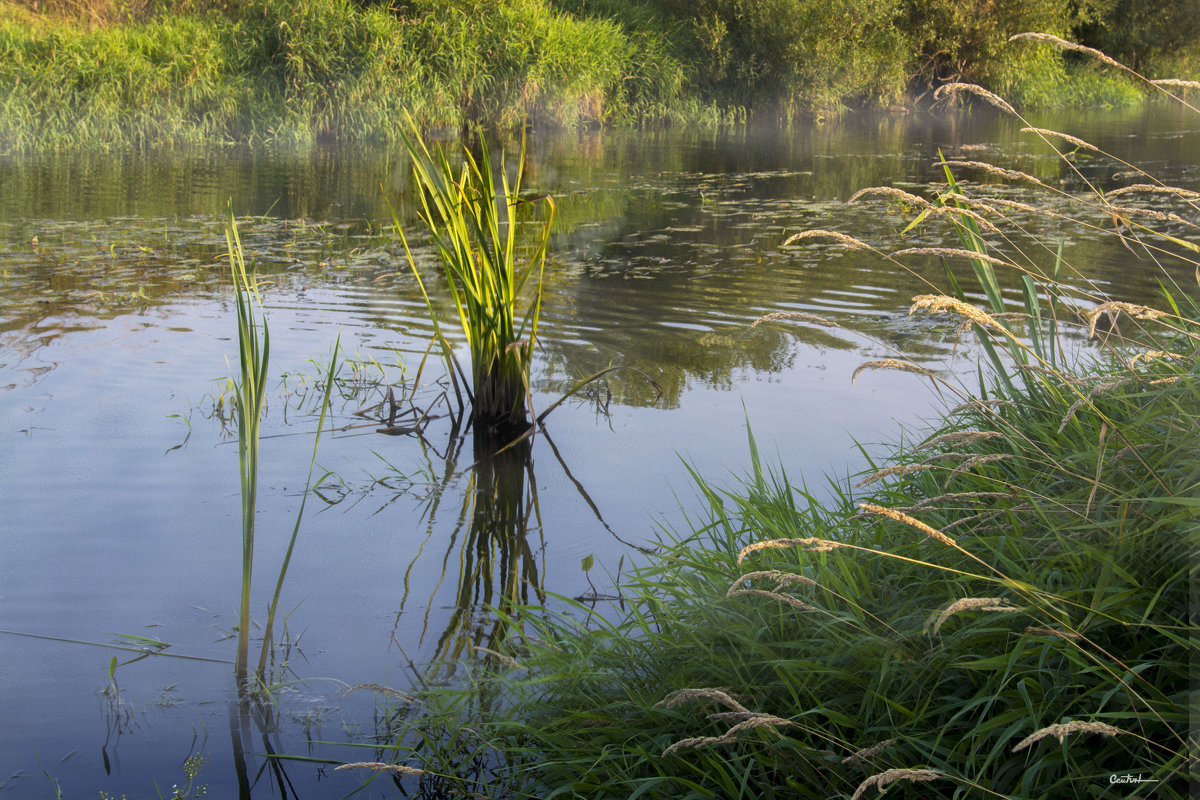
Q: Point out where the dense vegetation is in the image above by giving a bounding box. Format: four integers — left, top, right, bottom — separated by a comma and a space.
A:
411, 343, 1196, 799
2, 0, 1197, 148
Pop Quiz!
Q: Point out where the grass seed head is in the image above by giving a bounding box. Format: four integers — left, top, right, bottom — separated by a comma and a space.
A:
858, 503, 957, 547
730, 570, 819, 588
655, 688, 750, 713
890, 247, 1012, 267
848, 186, 933, 208
934, 160, 1050, 188
1105, 183, 1200, 201
1011, 720, 1127, 752
662, 715, 793, 756
737, 537, 845, 564
933, 204, 1003, 233
727, 587, 819, 612
915, 431, 1004, 451
1129, 350, 1183, 365
892, 491, 1017, 514
934, 82, 1016, 115
473, 646, 526, 670
341, 683, 419, 704
855, 463, 934, 487
782, 229, 874, 250
752, 311, 840, 329
1151, 78, 1200, 90
945, 453, 1014, 486
851, 359, 935, 386
1020, 127, 1098, 151
851, 768, 945, 800
1009, 33, 1126, 71
948, 398, 1014, 415
910, 295, 1004, 332
926, 597, 1021, 634
842, 738, 898, 766
334, 762, 428, 775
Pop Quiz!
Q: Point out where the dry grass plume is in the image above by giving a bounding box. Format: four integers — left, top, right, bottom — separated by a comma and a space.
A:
924, 596, 1021, 634
1011, 720, 1127, 752
850, 768, 945, 799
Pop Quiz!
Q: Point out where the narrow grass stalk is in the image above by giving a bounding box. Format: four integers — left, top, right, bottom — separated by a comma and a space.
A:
256, 335, 340, 680
226, 203, 269, 684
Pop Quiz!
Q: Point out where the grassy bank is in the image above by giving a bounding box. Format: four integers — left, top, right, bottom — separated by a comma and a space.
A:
2, 0, 1197, 149
0, 0, 682, 149
386, 304, 1198, 798
411, 326, 1196, 797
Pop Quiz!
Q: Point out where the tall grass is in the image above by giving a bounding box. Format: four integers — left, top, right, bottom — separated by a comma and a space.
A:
225, 203, 339, 683
226, 204, 269, 683
392, 119, 555, 436
388, 39, 1199, 799
5, 0, 1195, 149
0, 0, 667, 150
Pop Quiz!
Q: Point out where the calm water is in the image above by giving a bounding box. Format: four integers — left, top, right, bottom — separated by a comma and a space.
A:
1, 106, 1196, 798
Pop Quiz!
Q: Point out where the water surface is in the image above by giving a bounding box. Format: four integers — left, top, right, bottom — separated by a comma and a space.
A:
1, 105, 1196, 798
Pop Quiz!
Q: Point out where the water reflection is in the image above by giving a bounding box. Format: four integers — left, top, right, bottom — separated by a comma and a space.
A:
228, 689, 305, 800
398, 429, 545, 674
4, 109, 1196, 403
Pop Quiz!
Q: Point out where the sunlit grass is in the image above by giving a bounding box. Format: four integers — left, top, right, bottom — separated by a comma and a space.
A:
392, 116, 555, 436
0, 0, 674, 150
226, 204, 269, 683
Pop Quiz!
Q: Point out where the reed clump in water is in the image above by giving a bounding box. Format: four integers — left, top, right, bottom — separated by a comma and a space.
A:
392, 118, 554, 438
387, 40, 1198, 799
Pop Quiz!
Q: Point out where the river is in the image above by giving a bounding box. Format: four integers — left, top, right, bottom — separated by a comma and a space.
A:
1, 104, 1196, 798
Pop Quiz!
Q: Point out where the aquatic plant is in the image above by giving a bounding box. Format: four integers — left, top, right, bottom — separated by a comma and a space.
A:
392, 118, 555, 437
225, 204, 340, 683
226, 205, 269, 683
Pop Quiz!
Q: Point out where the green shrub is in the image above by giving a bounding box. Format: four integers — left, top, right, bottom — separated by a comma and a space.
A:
662, 0, 910, 114
1075, 0, 1200, 77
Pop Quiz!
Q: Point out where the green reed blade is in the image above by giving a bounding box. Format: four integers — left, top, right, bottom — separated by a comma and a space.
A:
225, 202, 269, 682
393, 112, 553, 432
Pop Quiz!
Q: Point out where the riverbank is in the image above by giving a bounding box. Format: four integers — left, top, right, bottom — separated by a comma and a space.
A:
397, 294, 1198, 798
3, 0, 1196, 150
